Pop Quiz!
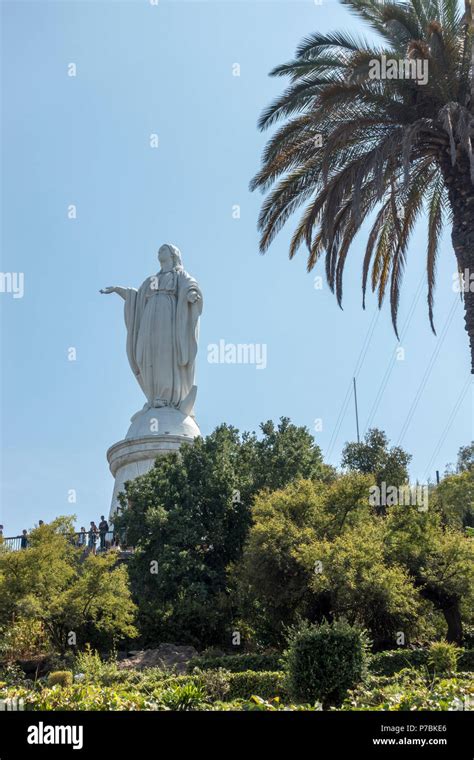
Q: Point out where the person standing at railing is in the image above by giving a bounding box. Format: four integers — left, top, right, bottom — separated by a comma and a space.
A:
20, 529, 29, 549
0, 525, 3, 541
88, 522, 98, 555
77, 527, 87, 548
98, 516, 109, 552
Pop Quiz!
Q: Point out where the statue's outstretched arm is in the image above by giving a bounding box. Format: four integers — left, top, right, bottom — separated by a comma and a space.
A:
100, 286, 127, 300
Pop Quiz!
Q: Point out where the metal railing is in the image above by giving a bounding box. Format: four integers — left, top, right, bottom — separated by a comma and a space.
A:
0, 530, 129, 553
0, 536, 22, 551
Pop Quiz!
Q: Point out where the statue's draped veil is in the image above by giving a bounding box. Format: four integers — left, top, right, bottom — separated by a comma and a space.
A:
161, 243, 183, 270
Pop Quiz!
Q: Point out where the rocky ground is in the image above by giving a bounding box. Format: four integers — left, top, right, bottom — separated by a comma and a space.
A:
117, 643, 199, 674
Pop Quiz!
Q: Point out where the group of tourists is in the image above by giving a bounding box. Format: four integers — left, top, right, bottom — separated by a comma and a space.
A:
77, 516, 111, 554
1, 517, 114, 554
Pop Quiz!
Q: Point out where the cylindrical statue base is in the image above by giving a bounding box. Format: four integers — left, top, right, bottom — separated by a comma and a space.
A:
107, 406, 200, 519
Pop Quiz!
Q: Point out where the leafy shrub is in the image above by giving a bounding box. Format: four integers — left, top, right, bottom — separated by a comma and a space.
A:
0, 620, 50, 660
194, 668, 231, 701
340, 669, 474, 711
47, 671, 73, 688
227, 670, 288, 701
428, 642, 459, 675
285, 621, 369, 706
188, 653, 282, 673
125, 668, 179, 694
158, 682, 207, 711
74, 646, 121, 685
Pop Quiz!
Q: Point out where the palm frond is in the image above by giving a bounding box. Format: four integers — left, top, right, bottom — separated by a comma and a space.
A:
251, 0, 473, 335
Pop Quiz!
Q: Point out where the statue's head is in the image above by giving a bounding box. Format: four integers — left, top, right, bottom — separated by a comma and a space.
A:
158, 244, 183, 271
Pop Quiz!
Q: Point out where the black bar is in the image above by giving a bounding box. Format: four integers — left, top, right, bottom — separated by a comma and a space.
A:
0, 710, 471, 758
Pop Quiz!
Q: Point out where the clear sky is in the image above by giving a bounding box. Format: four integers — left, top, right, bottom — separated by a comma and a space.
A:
1, 0, 471, 536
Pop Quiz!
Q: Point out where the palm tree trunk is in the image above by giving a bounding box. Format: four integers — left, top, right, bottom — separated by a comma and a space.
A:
445, 160, 474, 372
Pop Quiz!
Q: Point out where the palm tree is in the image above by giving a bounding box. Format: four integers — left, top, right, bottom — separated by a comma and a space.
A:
251, 0, 474, 370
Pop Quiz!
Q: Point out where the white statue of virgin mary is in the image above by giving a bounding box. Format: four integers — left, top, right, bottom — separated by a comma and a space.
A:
101, 244, 202, 417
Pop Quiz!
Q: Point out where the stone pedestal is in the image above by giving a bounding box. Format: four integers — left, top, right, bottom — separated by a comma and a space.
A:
107, 406, 200, 519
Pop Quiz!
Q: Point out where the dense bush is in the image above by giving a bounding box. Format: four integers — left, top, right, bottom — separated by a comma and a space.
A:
285, 621, 369, 706
47, 671, 73, 688
340, 669, 474, 711
188, 653, 282, 673
428, 642, 460, 675
226, 671, 288, 701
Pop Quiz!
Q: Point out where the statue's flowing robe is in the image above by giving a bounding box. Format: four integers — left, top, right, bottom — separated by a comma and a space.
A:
123, 269, 202, 412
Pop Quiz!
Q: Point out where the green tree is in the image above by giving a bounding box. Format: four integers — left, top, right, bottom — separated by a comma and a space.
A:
300, 521, 422, 647
116, 419, 332, 648
233, 474, 376, 645
385, 505, 474, 643
232, 479, 332, 646
251, 0, 474, 371
457, 441, 474, 472
235, 476, 473, 646
251, 417, 335, 491
117, 427, 249, 648
434, 469, 474, 528
342, 428, 411, 492
0, 519, 137, 653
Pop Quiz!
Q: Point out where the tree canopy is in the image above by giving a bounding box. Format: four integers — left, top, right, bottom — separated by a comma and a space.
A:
0, 518, 137, 653
115, 419, 332, 647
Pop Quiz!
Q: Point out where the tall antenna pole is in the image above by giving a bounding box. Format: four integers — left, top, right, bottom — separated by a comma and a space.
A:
353, 377, 360, 443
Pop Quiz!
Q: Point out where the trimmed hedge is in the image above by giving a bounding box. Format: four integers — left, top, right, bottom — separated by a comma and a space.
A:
370, 648, 474, 676
370, 650, 428, 676
285, 621, 369, 706
226, 670, 288, 701
188, 653, 283, 674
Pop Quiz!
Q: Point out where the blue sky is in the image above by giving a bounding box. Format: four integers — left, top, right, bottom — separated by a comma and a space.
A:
1, 0, 471, 536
